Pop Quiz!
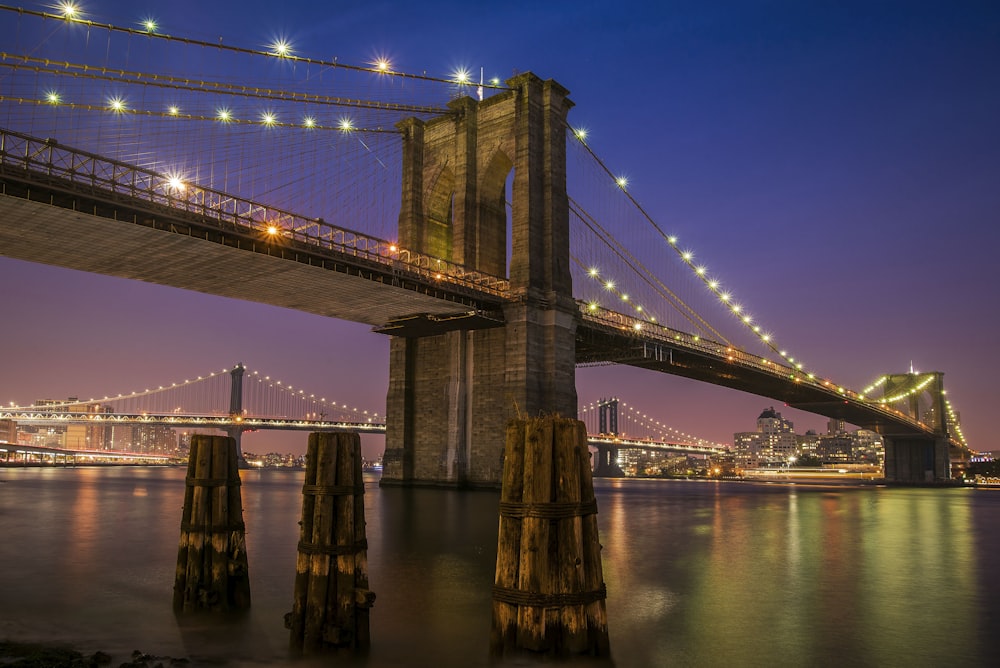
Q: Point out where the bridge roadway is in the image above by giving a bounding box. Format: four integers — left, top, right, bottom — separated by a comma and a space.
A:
3, 410, 723, 455
0, 128, 949, 447
0, 410, 386, 434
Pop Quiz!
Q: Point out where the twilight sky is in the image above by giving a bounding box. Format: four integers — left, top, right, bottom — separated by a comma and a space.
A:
1, 0, 998, 457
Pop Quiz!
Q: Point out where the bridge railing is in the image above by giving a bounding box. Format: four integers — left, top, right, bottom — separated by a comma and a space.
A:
578, 303, 936, 434
0, 128, 510, 298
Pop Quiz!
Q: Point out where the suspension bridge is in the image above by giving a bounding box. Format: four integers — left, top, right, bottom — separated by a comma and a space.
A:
1, 363, 726, 464
0, 5, 968, 485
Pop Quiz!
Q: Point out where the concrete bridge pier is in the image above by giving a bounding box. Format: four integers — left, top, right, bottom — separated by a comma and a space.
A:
883, 436, 951, 484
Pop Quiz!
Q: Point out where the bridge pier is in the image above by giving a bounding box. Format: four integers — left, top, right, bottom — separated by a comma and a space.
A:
883, 436, 951, 484
382, 73, 577, 488
592, 444, 624, 478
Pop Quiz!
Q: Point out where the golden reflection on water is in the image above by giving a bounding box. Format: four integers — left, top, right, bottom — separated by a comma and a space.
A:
595, 480, 980, 667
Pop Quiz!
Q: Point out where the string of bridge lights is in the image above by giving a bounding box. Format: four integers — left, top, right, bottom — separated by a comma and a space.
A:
3, 365, 237, 410
570, 124, 813, 377
857, 373, 967, 447
242, 366, 381, 423
23, 3, 505, 89
578, 399, 727, 448
5, 364, 381, 423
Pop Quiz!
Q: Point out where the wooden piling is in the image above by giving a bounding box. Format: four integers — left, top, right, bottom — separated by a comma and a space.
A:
286, 432, 374, 655
172, 434, 250, 613
490, 416, 610, 659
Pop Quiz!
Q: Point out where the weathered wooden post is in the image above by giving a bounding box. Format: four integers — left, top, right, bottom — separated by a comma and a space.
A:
173, 434, 251, 613
286, 432, 374, 655
491, 416, 610, 659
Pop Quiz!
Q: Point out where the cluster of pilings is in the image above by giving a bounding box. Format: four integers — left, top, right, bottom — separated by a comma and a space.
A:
172, 418, 610, 661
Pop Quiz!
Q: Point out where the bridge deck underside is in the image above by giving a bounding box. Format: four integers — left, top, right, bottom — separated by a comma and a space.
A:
577, 325, 931, 439
0, 177, 501, 328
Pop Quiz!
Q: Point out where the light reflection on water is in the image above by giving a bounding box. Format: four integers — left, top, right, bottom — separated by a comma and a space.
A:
1, 468, 998, 667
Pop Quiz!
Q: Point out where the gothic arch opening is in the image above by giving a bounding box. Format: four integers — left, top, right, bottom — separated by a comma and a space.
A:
479, 149, 514, 277
424, 165, 455, 260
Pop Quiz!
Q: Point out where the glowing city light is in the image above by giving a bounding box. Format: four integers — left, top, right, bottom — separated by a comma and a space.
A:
338, 117, 354, 132
141, 17, 157, 32
616, 176, 628, 189
216, 108, 232, 122
45, 91, 61, 104
452, 67, 472, 84
261, 111, 277, 126
302, 116, 316, 128
108, 97, 126, 112
167, 105, 179, 115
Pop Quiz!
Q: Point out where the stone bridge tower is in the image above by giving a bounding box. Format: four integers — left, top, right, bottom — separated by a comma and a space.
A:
381, 73, 578, 487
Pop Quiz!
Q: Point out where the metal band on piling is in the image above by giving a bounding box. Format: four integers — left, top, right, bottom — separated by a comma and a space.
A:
491, 583, 608, 608
497, 500, 598, 519
296, 539, 368, 556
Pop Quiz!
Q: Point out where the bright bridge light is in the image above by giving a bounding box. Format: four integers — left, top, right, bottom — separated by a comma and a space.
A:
141, 17, 157, 32
58, 2, 79, 18
452, 67, 472, 84
270, 39, 292, 57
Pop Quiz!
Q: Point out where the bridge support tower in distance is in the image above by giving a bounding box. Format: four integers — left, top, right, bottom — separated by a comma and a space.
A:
381, 73, 578, 487
226, 363, 246, 464
593, 398, 624, 477
881, 371, 952, 484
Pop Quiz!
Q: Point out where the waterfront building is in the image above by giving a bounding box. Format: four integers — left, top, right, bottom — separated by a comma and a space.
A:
734, 407, 798, 469
0, 418, 15, 444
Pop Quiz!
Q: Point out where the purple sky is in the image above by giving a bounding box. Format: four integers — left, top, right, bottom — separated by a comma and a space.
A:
2, 0, 998, 457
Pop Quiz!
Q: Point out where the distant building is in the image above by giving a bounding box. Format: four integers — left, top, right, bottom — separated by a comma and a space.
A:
734, 407, 798, 469
0, 418, 15, 444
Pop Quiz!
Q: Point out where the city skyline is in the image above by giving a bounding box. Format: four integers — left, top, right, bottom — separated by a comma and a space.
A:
1, 0, 998, 456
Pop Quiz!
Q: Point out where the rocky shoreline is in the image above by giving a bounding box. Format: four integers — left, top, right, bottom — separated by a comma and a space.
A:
0, 642, 202, 668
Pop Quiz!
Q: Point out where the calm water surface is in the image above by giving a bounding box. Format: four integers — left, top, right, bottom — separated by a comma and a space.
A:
1, 466, 998, 667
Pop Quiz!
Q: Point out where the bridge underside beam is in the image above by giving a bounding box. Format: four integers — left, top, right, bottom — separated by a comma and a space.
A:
576, 326, 934, 439
0, 179, 499, 327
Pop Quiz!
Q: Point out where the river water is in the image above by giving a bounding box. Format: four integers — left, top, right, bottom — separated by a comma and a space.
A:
1, 466, 998, 667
